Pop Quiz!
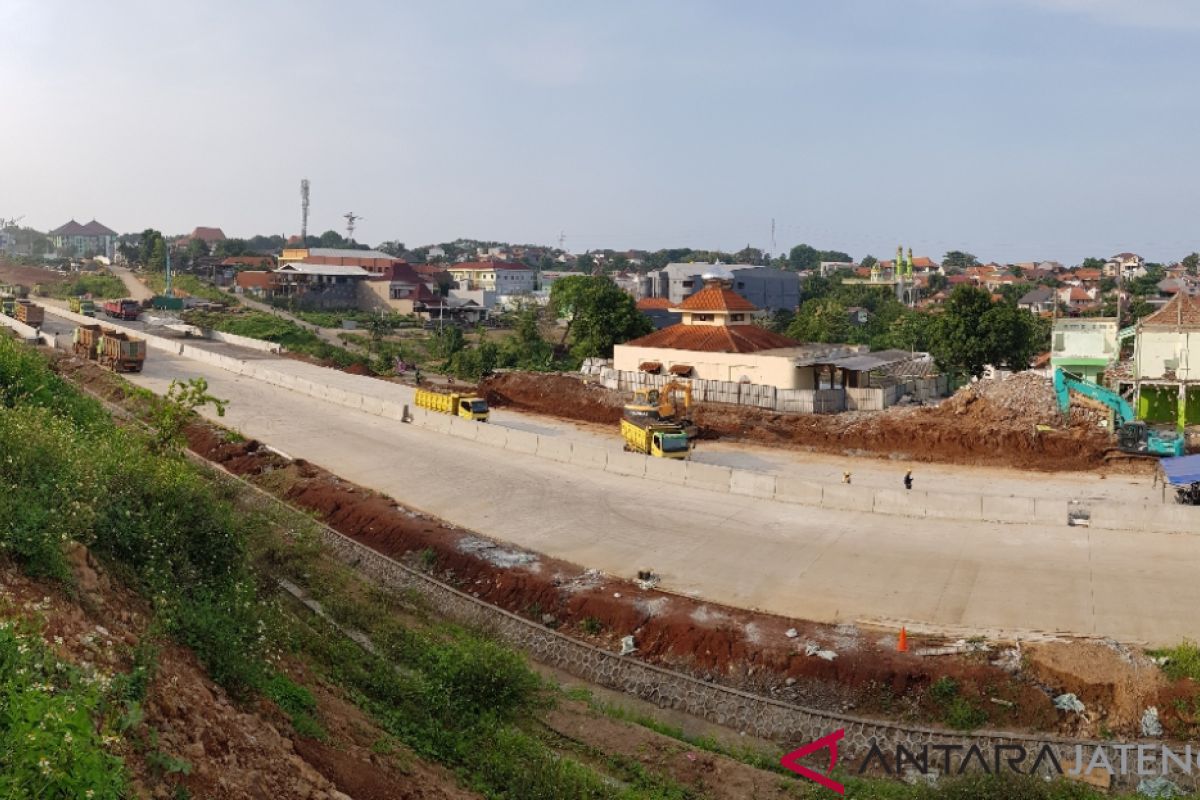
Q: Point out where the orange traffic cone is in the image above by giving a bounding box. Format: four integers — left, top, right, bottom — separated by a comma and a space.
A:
897, 627, 908, 653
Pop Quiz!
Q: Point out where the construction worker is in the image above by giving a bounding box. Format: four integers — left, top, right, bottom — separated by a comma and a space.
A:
842, 471, 852, 485
904, 470, 913, 491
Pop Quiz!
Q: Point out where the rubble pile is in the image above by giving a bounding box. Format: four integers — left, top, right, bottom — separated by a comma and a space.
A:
941, 373, 1063, 425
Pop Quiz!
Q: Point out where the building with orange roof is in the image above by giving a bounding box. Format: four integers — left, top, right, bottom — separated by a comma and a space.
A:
614, 273, 851, 389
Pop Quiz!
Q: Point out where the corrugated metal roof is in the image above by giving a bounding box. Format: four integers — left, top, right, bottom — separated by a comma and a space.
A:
274, 263, 371, 277
306, 247, 394, 260
827, 350, 918, 372
1161, 454, 1200, 485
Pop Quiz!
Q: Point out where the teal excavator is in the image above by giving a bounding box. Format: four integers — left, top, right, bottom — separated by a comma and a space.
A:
1053, 368, 1184, 458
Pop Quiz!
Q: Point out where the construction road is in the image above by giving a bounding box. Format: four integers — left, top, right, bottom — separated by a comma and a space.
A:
37, 311, 1200, 647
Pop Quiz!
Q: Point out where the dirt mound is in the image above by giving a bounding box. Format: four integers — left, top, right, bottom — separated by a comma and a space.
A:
695, 373, 1112, 471
481, 372, 625, 424
1025, 641, 1167, 737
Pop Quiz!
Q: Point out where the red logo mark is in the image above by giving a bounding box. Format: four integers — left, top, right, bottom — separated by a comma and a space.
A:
780, 729, 846, 795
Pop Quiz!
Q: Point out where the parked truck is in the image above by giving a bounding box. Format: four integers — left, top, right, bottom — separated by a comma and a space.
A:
97, 330, 146, 373
73, 324, 104, 360
414, 388, 490, 421
0, 299, 14, 317
69, 296, 97, 317
14, 300, 44, 328
102, 298, 142, 321
620, 382, 693, 458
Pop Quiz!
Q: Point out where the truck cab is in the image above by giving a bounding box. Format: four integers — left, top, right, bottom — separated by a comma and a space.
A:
650, 429, 690, 458
457, 397, 490, 422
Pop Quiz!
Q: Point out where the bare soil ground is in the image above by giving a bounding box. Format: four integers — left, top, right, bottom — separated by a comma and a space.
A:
0, 259, 70, 290
482, 371, 1118, 472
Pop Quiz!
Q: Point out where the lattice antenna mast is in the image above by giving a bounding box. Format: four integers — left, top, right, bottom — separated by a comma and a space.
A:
300, 179, 310, 243
344, 212, 363, 243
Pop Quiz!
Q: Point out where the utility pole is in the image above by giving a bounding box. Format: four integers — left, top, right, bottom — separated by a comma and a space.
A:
300, 179, 310, 244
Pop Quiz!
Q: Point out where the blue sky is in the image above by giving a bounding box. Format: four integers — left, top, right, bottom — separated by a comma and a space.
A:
2, 0, 1198, 264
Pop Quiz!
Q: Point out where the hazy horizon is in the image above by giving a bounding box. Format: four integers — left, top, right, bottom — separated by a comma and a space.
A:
4, 0, 1199, 265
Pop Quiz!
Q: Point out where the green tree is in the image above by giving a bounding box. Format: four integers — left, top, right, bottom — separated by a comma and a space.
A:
926, 273, 949, 294
941, 251, 979, 271
788, 243, 820, 272
377, 240, 406, 257
549, 276, 651, 361
1183, 252, 1199, 277
1081, 257, 1107, 271
860, 255, 877, 270
576, 254, 595, 273
929, 286, 1041, 376
186, 237, 209, 262
148, 238, 167, 272
785, 297, 851, 344
151, 378, 227, 452
888, 310, 936, 353
818, 249, 852, 263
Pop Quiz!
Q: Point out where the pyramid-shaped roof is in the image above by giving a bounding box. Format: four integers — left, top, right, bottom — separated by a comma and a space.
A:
676, 284, 757, 312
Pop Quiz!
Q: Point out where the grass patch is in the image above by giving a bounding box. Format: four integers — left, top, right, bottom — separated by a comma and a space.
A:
143, 273, 232, 305
44, 272, 127, 300
1152, 641, 1200, 682
182, 310, 371, 369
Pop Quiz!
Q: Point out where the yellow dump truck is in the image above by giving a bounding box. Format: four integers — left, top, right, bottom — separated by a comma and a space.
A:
620, 418, 690, 458
414, 388, 490, 421
69, 296, 97, 317
14, 300, 44, 328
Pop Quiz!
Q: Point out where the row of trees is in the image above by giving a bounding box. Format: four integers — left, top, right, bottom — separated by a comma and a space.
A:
435, 276, 650, 380
769, 279, 1050, 378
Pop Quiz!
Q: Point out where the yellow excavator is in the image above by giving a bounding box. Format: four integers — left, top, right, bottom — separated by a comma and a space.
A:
620, 381, 694, 458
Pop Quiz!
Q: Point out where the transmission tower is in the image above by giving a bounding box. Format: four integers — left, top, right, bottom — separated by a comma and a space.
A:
344, 212, 363, 243
300, 179, 310, 243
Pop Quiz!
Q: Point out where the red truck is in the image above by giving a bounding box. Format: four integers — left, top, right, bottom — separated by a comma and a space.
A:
102, 298, 142, 320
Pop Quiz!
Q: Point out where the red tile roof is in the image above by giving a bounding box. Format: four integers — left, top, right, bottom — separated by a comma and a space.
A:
624, 323, 799, 353
636, 297, 674, 310
190, 226, 226, 243
912, 256, 938, 268
235, 271, 273, 289
676, 285, 757, 312
1141, 292, 1200, 329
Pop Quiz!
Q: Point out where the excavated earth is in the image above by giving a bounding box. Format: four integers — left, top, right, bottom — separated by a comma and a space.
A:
482, 371, 1114, 472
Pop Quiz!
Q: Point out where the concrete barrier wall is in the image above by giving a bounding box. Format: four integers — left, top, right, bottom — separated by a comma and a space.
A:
730, 469, 776, 499
981, 495, 1037, 524
774, 477, 823, 506
820, 483, 874, 512
644, 457, 687, 485
927, 491, 982, 521
605, 450, 647, 478
535, 436, 573, 463
206, 329, 283, 353
504, 429, 540, 455
0, 315, 41, 340
570, 443, 609, 471
873, 488, 928, 518
684, 462, 732, 493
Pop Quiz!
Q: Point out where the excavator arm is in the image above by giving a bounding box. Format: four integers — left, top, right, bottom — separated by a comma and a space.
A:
1053, 368, 1133, 427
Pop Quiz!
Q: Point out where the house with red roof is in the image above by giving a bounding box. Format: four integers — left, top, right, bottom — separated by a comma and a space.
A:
614, 275, 838, 389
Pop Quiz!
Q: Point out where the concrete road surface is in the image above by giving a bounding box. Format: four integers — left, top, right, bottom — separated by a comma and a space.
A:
74, 341, 1200, 647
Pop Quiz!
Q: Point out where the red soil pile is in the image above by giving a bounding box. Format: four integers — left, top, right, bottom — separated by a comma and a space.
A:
481, 372, 625, 424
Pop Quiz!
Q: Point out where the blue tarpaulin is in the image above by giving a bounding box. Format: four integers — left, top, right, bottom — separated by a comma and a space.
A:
1161, 455, 1200, 485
